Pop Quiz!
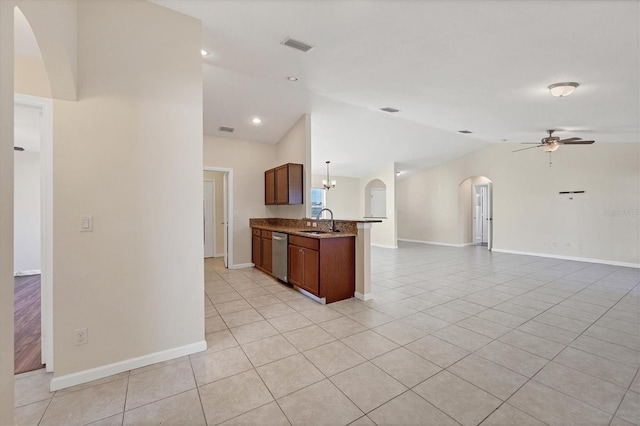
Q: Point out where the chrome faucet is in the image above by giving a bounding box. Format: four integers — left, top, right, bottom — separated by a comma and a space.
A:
315, 208, 335, 232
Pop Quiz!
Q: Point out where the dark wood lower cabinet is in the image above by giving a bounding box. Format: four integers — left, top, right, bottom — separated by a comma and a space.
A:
289, 235, 354, 303
252, 229, 273, 273
288, 244, 319, 295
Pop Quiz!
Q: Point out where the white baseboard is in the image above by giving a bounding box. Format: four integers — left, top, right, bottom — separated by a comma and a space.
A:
398, 238, 473, 248
14, 269, 41, 276
49, 340, 207, 391
492, 248, 640, 269
371, 244, 398, 249
214, 253, 225, 258
230, 263, 254, 270
355, 291, 373, 301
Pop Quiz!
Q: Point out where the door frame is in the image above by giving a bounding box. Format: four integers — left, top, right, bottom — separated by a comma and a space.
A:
203, 167, 233, 268
472, 182, 493, 251
203, 179, 216, 258
15, 93, 53, 371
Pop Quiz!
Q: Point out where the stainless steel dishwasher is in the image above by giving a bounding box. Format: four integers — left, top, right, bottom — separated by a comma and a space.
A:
272, 232, 288, 283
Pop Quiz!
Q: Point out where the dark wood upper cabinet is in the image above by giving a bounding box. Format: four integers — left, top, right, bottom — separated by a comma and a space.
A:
265, 163, 303, 205
264, 169, 276, 205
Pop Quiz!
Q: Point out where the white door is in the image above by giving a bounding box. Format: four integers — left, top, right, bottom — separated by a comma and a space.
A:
473, 184, 491, 246
203, 180, 215, 258
222, 173, 229, 268
486, 182, 493, 251
370, 188, 387, 218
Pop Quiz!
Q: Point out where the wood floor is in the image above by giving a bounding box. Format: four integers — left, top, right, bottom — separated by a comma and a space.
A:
14, 275, 44, 374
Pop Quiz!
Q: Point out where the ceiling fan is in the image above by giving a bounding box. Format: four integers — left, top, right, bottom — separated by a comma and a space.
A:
513, 129, 595, 153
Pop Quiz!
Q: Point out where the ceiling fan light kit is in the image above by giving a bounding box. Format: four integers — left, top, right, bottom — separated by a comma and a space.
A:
513, 129, 596, 166
548, 82, 579, 97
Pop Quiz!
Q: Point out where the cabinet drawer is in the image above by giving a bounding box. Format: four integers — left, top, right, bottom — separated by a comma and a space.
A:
261, 230, 272, 239
289, 235, 319, 251
252, 228, 261, 237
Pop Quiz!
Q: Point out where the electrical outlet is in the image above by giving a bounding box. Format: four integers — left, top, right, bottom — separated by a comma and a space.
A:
74, 328, 88, 345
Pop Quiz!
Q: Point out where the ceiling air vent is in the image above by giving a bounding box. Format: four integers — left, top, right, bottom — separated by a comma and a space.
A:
380, 107, 400, 113
281, 37, 315, 53
219, 126, 235, 133
458, 130, 473, 134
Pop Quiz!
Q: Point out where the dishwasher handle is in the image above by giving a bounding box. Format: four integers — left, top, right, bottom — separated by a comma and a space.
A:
272, 235, 286, 241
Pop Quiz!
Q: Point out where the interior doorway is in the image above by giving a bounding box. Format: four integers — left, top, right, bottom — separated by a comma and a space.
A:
203, 179, 216, 258
473, 184, 489, 246
14, 94, 53, 373
203, 168, 233, 268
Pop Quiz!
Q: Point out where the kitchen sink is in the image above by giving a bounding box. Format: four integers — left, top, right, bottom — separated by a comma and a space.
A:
299, 230, 330, 235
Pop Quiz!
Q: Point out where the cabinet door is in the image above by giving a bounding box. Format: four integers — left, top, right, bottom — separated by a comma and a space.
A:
261, 237, 272, 273
265, 169, 276, 205
275, 165, 289, 204
302, 248, 319, 295
288, 245, 304, 287
252, 235, 261, 267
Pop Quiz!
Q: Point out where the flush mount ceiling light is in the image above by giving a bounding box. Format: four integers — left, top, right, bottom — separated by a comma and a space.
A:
287, 76, 298, 81
218, 126, 234, 133
251, 117, 262, 125
380, 107, 400, 113
14, 146, 25, 151
200, 49, 211, 57
548, 82, 579, 97
322, 161, 336, 190
458, 130, 473, 134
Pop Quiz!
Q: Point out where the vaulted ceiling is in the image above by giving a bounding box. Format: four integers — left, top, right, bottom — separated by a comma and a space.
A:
18, 1, 640, 177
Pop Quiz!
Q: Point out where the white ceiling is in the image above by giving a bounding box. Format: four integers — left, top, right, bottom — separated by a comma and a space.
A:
16, 1, 640, 177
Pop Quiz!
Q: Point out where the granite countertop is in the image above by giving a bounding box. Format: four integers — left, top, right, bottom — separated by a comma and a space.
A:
251, 224, 356, 239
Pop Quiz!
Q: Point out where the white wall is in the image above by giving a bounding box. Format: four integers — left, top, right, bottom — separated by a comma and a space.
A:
268, 114, 311, 219
203, 136, 277, 266
0, 1, 16, 419
41, 0, 205, 379
360, 163, 397, 248
14, 149, 41, 273
15, 55, 51, 98
203, 170, 225, 256
397, 143, 640, 265
311, 174, 361, 220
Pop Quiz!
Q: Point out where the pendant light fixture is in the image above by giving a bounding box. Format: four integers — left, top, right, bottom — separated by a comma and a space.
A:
322, 161, 336, 190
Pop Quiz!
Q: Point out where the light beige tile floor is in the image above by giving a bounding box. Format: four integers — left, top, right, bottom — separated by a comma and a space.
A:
14, 243, 640, 425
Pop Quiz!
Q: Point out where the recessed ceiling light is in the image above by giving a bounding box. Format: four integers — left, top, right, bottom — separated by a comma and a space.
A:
287, 76, 298, 81
14, 146, 25, 151
251, 117, 263, 125
380, 107, 400, 113
548, 82, 579, 97
458, 130, 473, 134
201, 49, 211, 57
218, 126, 234, 133
396, 171, 402, 176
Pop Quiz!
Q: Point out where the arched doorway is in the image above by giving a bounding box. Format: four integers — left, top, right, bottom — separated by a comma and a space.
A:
364, 179, 387, 218
13, 6, 55, 375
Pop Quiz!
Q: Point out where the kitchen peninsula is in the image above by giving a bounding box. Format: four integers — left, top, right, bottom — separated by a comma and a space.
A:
250, 218, 380, 304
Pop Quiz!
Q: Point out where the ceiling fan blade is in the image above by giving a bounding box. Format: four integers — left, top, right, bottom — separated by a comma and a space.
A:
513, 145, 543, 152
559, 137, 582, 143
520, 142, 541, 144
561, 140, 595, 145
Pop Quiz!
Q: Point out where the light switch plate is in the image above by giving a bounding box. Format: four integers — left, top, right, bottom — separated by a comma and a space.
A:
80, 216, 93, 232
